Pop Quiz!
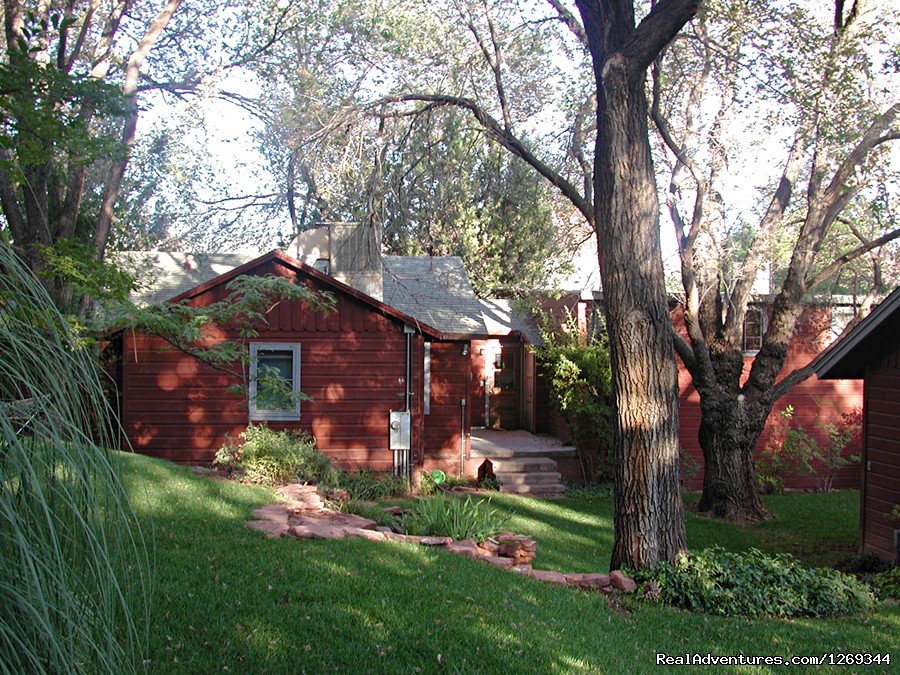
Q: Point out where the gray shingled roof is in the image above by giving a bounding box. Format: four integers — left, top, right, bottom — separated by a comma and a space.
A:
120, 252, 260, 305
479, 298, 543, 345
120, 250, 538, 341
382, 256, 489, 336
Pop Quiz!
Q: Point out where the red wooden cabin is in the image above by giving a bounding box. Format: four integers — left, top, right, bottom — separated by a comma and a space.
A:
108, 248, 540, 479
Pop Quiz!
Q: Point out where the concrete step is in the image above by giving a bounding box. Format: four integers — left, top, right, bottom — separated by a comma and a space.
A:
495, 471, 563, 486
499, 483, 567, 498
470, 444, 577, 459
489, 457, 558, 473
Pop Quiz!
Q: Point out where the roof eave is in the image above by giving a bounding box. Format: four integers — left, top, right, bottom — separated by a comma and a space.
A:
813, 286, 900, 380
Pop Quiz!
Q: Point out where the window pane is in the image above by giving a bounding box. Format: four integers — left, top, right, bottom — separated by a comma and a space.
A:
743, 310, 763, 352
256, 349, 295, 411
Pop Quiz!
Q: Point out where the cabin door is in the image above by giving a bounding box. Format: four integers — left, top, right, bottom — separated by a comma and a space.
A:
490, 344, 520, 430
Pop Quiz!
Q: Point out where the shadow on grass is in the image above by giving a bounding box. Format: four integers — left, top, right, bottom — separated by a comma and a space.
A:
120, 455, 898, 674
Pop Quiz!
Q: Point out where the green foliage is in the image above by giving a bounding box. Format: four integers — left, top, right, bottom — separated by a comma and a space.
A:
756, 406, 862, 493
404, 495, 510, 542
118, 454, 898, 672
634, 547, 875, 618
419, 471, 498, 495
0, 243, 149, 672
756, 406, 817, 494
565, 484, 614, 501
816, 409, 863, 492
870, 567, 900, 601
35, 238, 136, 303
337, 469, 409, 501
477, 476, 501, 491
0, 20, 125, 174
535, 312, 613, 483
214, 424, 338, 486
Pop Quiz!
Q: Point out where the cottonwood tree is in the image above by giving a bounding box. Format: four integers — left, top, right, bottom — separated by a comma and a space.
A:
0, 1, 289, 312
652, 0, 900, 521
249, 0, 582, 295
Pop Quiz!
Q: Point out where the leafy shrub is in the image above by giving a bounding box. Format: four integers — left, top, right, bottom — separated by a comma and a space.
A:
535, 311, 613, 483
404, 495, 510, 542
870, 567, 900, 601
214, 424, 338, 486
756, 406, 861, 493
633, 547, 875, 617
478, 476, 501, 491
755, 406, 816, 493
338, 469, 409, 501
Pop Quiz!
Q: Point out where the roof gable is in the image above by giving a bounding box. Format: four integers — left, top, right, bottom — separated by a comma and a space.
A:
122, 250, 539, 343
128, 250, 448, 339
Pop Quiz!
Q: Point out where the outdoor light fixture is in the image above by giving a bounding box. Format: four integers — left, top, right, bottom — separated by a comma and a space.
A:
462, 344, 470, 356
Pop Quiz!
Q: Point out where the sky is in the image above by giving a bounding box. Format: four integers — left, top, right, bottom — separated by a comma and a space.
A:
135, 0, 899, 293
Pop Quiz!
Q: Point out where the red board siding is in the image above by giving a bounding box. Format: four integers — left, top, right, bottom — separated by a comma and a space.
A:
862, 342, 900, 561
120, 263, 429, 470
424, 341, 470, 476
535, 301, 864, 490
676, 306, 863, 491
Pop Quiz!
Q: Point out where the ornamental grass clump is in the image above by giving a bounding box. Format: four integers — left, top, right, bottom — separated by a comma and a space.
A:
404, 495, 510, 542
633, 546, 875, 617
0, 244, 150, 673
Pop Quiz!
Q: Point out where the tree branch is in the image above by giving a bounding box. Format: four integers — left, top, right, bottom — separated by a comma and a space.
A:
93, 0, 183, 261
671, 328, 697, 372
63, 0, 98, 73
370, 93, 594, 226
622, 0, 702, 77
546, 0, 588, 49
806, 226, 900, 292
770, 362, 816, 402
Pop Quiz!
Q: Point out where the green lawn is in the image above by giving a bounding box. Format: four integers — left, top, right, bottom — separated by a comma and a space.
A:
120, 454, 898, 673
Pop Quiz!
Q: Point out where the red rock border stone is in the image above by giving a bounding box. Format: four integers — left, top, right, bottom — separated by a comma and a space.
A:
248, 484, 636, 594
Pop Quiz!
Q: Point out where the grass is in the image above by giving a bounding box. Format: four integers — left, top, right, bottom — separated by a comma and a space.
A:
122, 454, 898, 673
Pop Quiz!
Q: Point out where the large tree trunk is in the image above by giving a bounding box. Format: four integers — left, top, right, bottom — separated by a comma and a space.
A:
695, 386, 771, 522
599, 64, 686, 570
577, 0, 699, 570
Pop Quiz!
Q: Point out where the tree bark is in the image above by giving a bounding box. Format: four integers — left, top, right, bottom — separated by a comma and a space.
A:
576, 0, 699, 570
694, 364, 771, 522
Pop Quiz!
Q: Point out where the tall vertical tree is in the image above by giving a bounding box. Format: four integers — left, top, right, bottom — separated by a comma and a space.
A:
0, 1, 290, 311
652, 0, 900, 521
0, 0, 184, 308
573, 0, 698, 568
255, 0, 699, 568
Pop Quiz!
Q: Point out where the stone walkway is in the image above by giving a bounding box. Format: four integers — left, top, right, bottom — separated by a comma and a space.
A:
247, 484, 637, 594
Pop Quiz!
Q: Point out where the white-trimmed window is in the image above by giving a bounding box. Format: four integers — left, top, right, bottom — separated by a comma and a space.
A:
249, 343, 301, 421
742, 307, 766, 353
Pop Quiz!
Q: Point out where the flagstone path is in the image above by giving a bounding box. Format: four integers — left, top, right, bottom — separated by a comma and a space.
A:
247, 484, 637, 594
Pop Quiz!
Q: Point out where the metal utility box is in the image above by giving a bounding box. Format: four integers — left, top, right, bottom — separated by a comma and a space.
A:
389, 411, 411, 450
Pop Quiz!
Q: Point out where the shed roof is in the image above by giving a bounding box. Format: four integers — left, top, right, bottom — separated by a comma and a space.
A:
813, 286, 900, 379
